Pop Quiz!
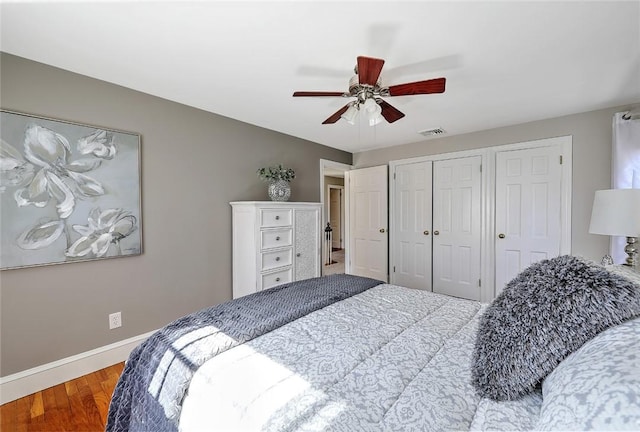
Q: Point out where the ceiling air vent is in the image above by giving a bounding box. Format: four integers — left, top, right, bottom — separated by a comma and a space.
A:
418, 127, 446, 137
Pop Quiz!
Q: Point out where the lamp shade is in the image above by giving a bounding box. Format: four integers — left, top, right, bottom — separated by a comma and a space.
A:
340, 104, 358, 125
363, 98, 383, 126
589, 189, 640, 236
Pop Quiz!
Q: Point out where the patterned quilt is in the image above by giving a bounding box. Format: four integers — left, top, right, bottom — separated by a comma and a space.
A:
106, 274, 384, 432
178, 284, 543, 431
107, 275, 549, 431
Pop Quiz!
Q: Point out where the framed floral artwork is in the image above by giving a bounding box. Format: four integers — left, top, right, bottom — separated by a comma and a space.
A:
0, 110, 142, 269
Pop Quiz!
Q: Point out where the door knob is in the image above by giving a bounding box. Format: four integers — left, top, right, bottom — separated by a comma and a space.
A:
423, 230, 430, 235
433, 230, 440, 235
275, 277, 280, 282
296, 253, 301, 257
379, 228, 386, 233
275, 256, 280, 261
275, 236, 280, 241
498, 233, 506, 239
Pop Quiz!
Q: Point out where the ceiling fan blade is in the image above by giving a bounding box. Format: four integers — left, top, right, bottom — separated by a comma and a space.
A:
388, 77, 446, 96
322, 104, 350, 124
293, 91, 346, 97
379, 100, 405, 123
357, 56, 385, 86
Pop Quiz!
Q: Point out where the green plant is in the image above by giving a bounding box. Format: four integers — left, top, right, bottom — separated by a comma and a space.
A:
257, 164, 295, 182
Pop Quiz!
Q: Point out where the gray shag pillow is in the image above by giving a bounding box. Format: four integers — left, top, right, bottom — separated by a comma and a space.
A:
472, 255, 640, 401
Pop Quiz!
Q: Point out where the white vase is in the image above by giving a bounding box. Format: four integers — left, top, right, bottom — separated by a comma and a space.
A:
268, 180, 291, 201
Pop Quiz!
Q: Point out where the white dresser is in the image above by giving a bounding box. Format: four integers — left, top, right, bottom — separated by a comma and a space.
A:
231, 201, 322, 299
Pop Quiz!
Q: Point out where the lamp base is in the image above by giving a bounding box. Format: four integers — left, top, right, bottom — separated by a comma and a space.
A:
623, 236, 638, 267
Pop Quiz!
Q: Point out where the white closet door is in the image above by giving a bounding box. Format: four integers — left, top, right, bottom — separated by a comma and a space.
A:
294, 208, 320, 281
432, 156, 482, 300
495, 146, 562, 294
348, 165, 388, 281
392, 161, 433, 290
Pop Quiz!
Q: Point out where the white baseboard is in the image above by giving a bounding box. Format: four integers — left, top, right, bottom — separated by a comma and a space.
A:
0, 330, 155, 405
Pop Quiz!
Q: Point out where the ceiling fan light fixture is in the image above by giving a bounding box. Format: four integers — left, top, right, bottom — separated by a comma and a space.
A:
363, 98, 383, 126
363, 97, 378, 113
341, 103, 359, 125
369, 112, 383, 126
368, 113, 383, 126
293, 56, 443, 126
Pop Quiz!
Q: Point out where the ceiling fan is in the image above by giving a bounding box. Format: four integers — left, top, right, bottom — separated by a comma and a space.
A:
293, 56, 446, 125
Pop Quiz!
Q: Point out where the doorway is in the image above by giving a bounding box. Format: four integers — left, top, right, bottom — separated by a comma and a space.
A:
320, 159, 352, 276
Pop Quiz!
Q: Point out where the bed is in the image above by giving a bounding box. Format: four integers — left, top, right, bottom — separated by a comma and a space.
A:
107, 256, 640, 431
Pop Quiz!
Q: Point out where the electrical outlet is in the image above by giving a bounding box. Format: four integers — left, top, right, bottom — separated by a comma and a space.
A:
109, 312, 122, 330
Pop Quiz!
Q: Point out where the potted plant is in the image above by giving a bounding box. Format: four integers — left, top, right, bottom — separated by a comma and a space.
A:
257, 164, 295, 201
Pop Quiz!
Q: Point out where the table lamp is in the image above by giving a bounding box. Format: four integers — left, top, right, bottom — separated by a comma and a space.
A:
589, 189, 640, 267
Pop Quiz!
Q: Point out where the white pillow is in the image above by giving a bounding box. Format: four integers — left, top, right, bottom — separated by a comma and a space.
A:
536, 316, 640, 431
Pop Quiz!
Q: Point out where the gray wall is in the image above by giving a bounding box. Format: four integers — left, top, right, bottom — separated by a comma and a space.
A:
354, 105, 639, 263
0, 53, 351, 376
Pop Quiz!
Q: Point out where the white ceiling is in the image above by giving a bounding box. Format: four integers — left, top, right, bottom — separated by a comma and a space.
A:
1, 1, 639, 153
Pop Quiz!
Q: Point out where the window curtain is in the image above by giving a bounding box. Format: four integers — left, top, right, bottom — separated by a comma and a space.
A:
611, 111, 640, 263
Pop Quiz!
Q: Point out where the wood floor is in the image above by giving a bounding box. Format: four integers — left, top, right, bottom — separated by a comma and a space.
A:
0, 362, 124, 432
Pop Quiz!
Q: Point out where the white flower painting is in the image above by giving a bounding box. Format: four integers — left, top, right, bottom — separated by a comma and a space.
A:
0, 110, 142, 269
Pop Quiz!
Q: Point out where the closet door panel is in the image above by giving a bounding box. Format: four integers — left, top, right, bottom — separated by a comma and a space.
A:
495, 146, 562, 294
432, 156, 482, 300
392, 161, 433, 290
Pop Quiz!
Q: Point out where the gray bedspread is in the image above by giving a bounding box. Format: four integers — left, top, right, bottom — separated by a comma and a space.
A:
106, 274, 383, 432
179, 284, 528, 431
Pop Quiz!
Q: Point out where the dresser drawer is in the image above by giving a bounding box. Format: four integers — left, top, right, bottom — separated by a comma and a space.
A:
261, 228, 292, 250
261, 248, 293, 271
261, 267, 292, 290
260, 208, 292, 228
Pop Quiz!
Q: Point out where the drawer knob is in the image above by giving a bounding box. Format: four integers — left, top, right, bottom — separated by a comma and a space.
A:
296, 253, 301, 257
275, 236, 280, 241
275, 215, 280, 220
275, 256, 280, 261
275, 277, 280, 282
